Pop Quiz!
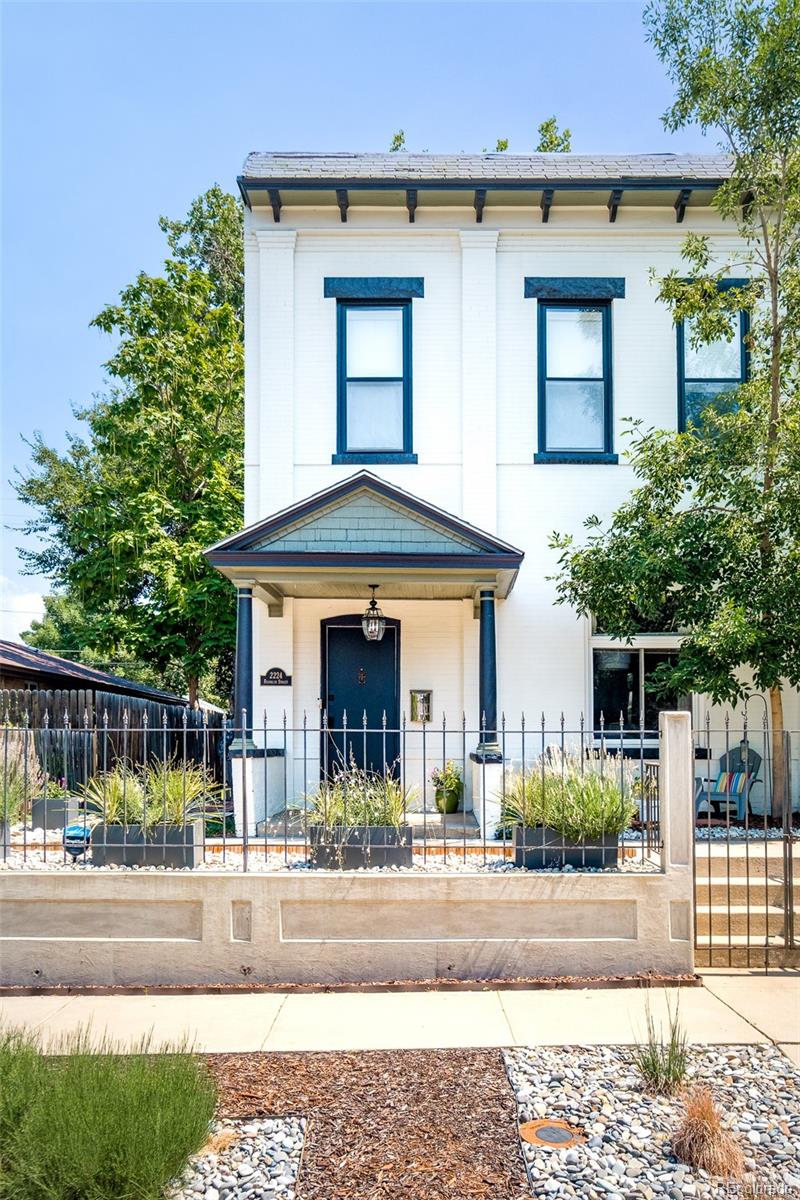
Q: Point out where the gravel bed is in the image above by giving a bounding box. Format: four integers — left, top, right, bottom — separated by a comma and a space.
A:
0, 847, 658, 873
505, 1044, 800, 1199
169, 1117, 305, 1200
208, 1049, 529, 1199
625, 825, 792, 841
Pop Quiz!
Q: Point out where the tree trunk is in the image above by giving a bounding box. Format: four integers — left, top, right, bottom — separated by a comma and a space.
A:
769, 685, 786, 823
187, 675, 199, 707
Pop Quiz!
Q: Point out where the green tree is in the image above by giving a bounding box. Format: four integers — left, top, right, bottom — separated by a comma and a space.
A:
495, 138, 509, 152
551, 0, 800, 816
536, 116, 572, 152
389, 129, 406, 152
15, 192, 245, 706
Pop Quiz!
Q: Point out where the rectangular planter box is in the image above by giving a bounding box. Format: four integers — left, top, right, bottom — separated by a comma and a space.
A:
90, 821, 204, 868
31, 795, 79, 831
514, 825, 620, 870
308, 824, 413, 869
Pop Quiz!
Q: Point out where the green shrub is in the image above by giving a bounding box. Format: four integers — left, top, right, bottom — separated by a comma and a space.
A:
633, 995, 688, 1095
0, 1026, 216, 1200
500, 748, 637, 840
304, 762, 415, 831
82, 758, 220, 828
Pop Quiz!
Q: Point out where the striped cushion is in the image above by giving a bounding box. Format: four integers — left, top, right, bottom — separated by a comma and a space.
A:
713, 771, 749, 794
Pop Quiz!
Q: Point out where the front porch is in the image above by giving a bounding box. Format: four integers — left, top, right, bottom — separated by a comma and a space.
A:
205, 471, 524, 833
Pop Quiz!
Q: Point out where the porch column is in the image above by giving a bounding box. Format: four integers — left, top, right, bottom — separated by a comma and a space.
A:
232, 586, 255, 748
476, 588, 501, 760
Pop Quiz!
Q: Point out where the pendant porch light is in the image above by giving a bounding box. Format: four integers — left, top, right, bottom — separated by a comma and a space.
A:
362, 584, 387, 642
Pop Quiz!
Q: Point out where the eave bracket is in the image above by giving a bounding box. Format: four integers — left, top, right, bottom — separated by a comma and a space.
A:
406, 189, 418, 223
607, 189, 623, 223
336, 188, 349, 223
474, 188, 487, 224
674, 188, 692, 223
540, 188, 554, 224
268, 188, 282, 224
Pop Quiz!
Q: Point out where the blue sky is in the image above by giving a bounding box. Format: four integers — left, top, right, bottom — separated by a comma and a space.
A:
1, 0, 715, 641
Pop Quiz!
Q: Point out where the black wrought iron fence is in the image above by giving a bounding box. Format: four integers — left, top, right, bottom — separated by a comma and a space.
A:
692, 715, 799, 969
1, 710, 662, 872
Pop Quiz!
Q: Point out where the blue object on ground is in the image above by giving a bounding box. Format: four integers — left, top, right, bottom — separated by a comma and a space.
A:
63, 823, 92, 860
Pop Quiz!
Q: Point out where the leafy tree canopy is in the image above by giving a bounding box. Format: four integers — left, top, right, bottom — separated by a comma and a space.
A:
536, 116, 572, 153
15, 189, 245, 706
552, 0, 800, 812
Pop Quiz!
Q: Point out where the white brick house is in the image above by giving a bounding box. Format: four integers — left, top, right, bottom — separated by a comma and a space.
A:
207, 152, 793, 828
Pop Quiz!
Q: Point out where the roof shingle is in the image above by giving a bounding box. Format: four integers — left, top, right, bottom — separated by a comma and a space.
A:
241, 151, 732, 184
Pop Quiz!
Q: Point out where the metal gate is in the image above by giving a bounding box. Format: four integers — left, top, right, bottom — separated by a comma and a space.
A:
693, 723, 798, 969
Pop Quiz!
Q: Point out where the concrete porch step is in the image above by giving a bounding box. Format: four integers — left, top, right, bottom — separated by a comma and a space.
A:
695, 876, 797, 905
694, 904, 790, 937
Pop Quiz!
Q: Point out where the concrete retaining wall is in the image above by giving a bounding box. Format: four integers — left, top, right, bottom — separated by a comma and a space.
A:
0, 714, 695, 985
0, 867, 693, 986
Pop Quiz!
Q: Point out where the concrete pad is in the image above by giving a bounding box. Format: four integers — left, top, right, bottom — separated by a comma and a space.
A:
0, 993, 287, 1053
263, 990, 514, 1051
0, 994, 78, 1032
779, 1044, 800, 1066
500, 986, 766, 1047
700, 972, 800, 1044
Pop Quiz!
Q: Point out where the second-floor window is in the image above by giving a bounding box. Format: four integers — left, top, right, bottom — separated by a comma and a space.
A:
337, 301, 412, 458
537, 301, 613, 461
677, 312, 748, 431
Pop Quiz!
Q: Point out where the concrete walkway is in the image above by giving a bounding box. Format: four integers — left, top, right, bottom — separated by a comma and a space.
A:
1, 971, 797, 1057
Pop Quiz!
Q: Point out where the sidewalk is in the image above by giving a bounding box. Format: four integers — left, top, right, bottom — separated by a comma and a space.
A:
1, 971, 797, 1058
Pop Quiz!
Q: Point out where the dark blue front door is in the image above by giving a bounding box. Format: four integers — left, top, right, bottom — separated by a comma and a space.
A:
322, 617, 400, 775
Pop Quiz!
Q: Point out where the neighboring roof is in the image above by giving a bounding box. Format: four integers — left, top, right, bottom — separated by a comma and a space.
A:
0, 640, 190, 706
241, 151, 732, 184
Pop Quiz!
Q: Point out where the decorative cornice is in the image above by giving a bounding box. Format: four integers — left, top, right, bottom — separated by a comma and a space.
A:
253, 229, 297, 252
459, 230, 500, 251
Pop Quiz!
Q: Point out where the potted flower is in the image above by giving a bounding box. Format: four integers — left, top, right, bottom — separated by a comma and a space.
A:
304, 762, 415, 868
86, 759, 220, 868
431, 760, 463, 814
500, 749, 637, 869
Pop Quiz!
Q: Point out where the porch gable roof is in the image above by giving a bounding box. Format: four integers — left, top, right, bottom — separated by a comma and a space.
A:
205, 472, 524, 600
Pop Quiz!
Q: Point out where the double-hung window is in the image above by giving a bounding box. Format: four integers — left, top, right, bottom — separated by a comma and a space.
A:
536, 301, 615, 462
335, 301, 414, 462
677, 310, 748, 431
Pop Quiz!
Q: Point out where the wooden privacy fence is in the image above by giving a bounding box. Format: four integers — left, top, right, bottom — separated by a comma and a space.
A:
1, 688, 226, 788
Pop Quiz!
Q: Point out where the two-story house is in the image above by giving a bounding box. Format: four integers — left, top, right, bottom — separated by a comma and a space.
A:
207, 152, 782, 831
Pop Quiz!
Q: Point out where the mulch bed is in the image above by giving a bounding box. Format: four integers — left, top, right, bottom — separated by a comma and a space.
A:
208, 1049, 530, 1199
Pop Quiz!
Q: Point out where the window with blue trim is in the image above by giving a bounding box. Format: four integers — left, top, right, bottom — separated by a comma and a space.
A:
536, 301, 614, 461
336, 300, 414, 460
677, 311, 748, 431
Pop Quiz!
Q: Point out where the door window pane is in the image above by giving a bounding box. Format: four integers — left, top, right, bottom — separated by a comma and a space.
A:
683, 316, 741, 378
346, 382, 404, 451
546, 308, 603, 378
346, 308, 403, 377
545, 381, 605, 451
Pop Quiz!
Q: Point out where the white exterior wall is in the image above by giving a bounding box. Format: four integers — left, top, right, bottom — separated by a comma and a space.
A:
242, 202, 797, 803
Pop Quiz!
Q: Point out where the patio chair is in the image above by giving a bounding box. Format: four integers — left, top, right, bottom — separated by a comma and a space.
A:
695, 742, 762, 821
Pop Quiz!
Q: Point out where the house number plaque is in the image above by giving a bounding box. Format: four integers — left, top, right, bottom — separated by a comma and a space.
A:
260, 667, 292, 686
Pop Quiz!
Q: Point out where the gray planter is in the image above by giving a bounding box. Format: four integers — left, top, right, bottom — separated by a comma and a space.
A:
90, 821, 203, 868
514, 825, 619, 870
308, 824, 413, 869
31, 794, 79, 831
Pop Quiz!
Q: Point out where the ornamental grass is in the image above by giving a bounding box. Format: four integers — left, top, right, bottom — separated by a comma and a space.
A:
671, 1085, 746, 1180
304, 761, 416, 831
0, 1026, 216, 1200
81, 758, 220, 827
500, 747, 637, 840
